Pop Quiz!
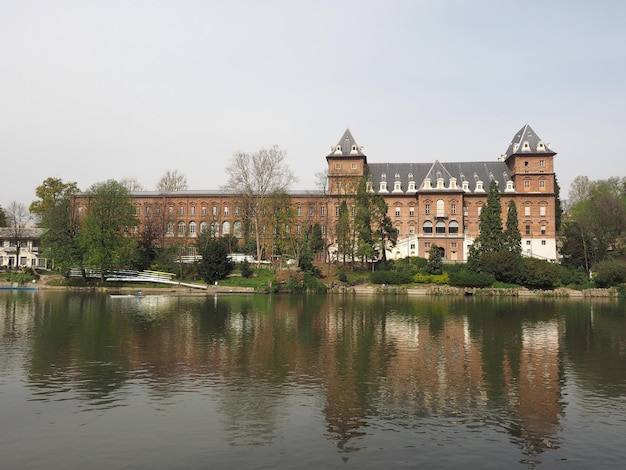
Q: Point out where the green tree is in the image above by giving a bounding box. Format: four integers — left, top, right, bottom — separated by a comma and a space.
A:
80, 180, 138, 280
336, 200, 351, 265
30, 178, 82, 274
468, 180, 505, 271
371, 193, 397, 262
567, 178, 626, 266
354, 179, 377, 266
196, 232, 233, 284
30, 177, 80, 219
504, 200, 522, 256
426, 243, 443, 275
0, 205, 6, 227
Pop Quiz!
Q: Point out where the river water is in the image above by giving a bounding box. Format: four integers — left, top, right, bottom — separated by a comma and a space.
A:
1, 291, 625, 469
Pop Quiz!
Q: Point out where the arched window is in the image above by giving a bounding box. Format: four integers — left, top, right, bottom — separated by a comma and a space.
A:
436, 199, 444, 217
211, 221, 219, 235
436, 221, 446, 235
222, 221, 231, 235
423, 221, 433, 235
178, 222, 186, 234
234, 221, 242, 237
167, 222, 174, 234
200, 222, 208, 233
189, 221, 196, 235
448, 220, 459, 234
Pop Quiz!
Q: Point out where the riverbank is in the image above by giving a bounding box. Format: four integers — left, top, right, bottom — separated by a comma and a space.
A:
1, 274, 619, 298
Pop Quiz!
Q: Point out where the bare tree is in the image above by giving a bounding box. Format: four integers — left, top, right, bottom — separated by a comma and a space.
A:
223, 145, 296, 265
156, 170, 188, 192
5, 201, 32, 269
120, 177, 145, 192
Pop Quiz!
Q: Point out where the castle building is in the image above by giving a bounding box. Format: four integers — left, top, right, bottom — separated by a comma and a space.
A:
108, 125, 557, 263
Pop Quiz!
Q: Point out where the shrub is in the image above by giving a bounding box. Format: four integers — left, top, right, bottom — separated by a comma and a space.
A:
337, 267, 348, 283
240, 259, 253, 278
371, 270, 413, 285
412, 273, 450, 284
593, 259, 626, 287
448, 270, 495, 288
520, 258, 560, 289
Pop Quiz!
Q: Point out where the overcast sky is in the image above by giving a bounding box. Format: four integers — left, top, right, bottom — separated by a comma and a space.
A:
1, 0, 625, 209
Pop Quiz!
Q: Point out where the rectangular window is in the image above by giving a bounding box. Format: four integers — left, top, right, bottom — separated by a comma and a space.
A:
541, 226, 546, 235
540, 206, 546, 216
395, 207, 400, 217
202, 206, 207, 216
425, 204, 430, 215
212, 206, 217, 216
463, 206, 468, 216
155, 207, 160, 215
145, 206, 150, 215
541, 240, 546, 245
525, 206, 530, 216
351, 163, 357, 169
135, 207, 139, 215
190, 206, 196, 216
525, 225, 531, 235
335, 206, 340, 217
526, 240, 531, 245
425, 242, 431, 248
409, 207, 415, 217
451, 204, 456, 215
409, 226, 415, 234
451, 242, 457, 248
169, 206, 174, 216
179, 206, 184, 216
236, 207, 240, 216
297, 207, 302, 216
540, 180, 545, 188
297, 225, 302, 234
321, 225, 326, 235
224, 206, 229, 216
524, 181, 530, 188
320, 207, 325, 217
540, 160, 545, 167
308, 207, 314, 217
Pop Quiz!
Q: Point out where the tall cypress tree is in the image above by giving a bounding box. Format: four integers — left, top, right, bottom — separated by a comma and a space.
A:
468, 180, 504, 271
504, 200, 522, 256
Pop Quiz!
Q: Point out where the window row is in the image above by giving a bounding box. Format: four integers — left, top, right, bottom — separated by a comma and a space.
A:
422, 220, 459, 235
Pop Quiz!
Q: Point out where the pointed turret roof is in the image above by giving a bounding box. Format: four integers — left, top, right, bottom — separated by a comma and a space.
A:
504, 124, 555, 159
326, 129, 367, 160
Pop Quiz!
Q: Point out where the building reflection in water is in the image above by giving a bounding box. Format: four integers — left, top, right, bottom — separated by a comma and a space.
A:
4, 293, 624, 459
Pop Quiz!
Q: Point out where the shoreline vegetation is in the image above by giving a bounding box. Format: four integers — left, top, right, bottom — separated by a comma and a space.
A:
1, 273, 620, 298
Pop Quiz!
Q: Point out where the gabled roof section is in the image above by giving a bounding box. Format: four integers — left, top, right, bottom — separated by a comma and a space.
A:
504, 124, 556, 159
326, 129, 367, 159
422, 160, 455, 182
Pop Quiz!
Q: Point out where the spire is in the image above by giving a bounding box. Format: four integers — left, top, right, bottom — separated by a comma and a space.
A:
326, 129, 366, 158
504, 124, 555, 159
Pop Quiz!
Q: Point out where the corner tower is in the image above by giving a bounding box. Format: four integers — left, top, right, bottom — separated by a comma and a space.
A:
503, 124, 556, 194
326, 129, 367, 195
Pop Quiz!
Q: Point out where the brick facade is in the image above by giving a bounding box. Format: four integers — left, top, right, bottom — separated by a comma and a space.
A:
107, 124, 557, 263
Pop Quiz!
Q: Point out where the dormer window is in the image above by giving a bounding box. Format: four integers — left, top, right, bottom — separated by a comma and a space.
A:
366, 181, 373, 192
379, 180, 388, 193
408, 172, 413, 180
381, 173, 386, 181
395, 173, 400, 181
522, 141, 530, 151
462, 180, 470, 191
476, 181, 484, 192
505, 180, 515, 192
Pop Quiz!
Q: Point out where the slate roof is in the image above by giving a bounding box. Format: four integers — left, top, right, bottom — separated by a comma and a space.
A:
504, 124, 555, 159
0, 227, 46, 239
368, 160, 512, 193
326, 129, 367, 160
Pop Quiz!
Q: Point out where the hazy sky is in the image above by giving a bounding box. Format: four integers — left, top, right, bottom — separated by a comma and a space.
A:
2, 0, 625, 209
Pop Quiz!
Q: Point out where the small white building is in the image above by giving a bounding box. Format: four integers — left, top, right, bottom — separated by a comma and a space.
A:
0, 227, 48, 269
